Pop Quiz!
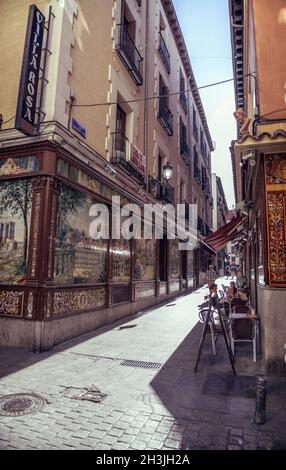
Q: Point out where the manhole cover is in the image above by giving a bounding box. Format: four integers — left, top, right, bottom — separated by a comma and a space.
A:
121, 360, 162, 370
202, 374, 256, 398
0, 393, 45, 416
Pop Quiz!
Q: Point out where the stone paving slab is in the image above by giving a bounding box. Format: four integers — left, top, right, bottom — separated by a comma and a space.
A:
0, 278, 286, 450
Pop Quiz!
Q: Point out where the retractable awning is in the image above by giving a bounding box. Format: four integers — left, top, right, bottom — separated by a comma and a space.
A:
203, 214, 245, 252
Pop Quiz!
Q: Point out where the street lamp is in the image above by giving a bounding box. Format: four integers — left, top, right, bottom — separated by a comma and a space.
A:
162, 162, 173, 181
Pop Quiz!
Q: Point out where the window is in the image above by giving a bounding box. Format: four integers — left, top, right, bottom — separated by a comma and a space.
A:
179, 71, 187, 114
193, 108, 198, 140
117, 1, 143, 85
158, 75, 173, 136
158, 14, 170, 73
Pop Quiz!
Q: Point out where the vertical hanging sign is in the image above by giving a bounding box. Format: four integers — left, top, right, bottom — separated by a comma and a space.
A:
15, 5, 45, 135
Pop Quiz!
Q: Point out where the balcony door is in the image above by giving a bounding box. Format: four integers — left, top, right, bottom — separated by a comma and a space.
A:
116, 105, 127, 153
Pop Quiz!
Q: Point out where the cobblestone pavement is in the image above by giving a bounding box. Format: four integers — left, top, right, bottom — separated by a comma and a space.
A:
1, 278, 286, 450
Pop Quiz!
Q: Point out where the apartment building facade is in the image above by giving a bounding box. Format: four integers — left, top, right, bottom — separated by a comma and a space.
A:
0, 0, 213, 350
211, 174, 228, 274
229, 0, 286, 374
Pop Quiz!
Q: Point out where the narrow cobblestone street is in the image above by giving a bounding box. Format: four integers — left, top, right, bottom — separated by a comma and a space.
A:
1, 279, 286, 450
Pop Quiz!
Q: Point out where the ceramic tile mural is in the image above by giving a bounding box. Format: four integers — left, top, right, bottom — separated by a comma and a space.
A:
0, 179, 32, 284
0, 156, 39, 176
111, 238, 131, 282
170, 239, 180, 279
133, 238, 156, 280
57, 159, 117, 200
54, 183, 108, 284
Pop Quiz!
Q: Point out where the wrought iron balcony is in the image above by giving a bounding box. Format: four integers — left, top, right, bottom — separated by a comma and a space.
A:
161, 181, 175, 204
194, 162, 201, 185
111, 131, 145, 184
158, 99, 173, 136
180, 138, 191, 165
148, 177, 174, 204
193, 121, 198, 141
116, 24, 143, 86
148, 177, 161, 199
180, 91, 188, 114
158, 32, 170, 74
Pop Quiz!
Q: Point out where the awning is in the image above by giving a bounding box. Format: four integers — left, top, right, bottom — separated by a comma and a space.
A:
203, 214, 245, 252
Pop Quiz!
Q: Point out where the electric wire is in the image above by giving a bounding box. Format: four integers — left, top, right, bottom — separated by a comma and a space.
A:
72, 74, 255, 109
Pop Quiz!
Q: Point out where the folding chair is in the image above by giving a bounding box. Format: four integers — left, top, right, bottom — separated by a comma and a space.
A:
230, 307, 258, 362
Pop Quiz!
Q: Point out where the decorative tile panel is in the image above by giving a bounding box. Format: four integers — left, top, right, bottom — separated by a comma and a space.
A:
53, 287, 106, 316
135, 282, 155, 300
169, 279, 180, 293
0, 290, 23, 316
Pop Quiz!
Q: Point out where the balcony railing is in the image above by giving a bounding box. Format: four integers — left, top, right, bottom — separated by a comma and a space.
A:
116, 24, 143, 86
161, 181, 175, 204
111, 131, 145, 184
158, 98, 173, 136
194, 162, 201, 185
158, 32, 170, 73
180, 138, 191, 165
148, 177, 174, 204
180, 91, 188, 114
193, 120, 198, 141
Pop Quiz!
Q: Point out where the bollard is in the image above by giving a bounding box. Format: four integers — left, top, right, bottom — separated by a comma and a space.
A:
255, 376, 267, 424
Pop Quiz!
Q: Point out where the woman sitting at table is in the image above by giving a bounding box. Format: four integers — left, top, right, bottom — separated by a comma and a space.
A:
227, 281, 238, 301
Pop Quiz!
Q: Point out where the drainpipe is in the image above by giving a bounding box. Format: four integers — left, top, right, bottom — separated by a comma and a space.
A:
143, 0, 150, 186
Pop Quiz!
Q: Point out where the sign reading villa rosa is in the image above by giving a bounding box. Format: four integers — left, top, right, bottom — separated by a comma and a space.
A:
129, 143, 146, 176
15, 5, 45, 135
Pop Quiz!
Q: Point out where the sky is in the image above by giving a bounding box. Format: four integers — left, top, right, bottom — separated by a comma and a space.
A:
173, 0, 237, 208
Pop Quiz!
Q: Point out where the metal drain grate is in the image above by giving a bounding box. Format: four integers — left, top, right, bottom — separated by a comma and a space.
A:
121, 360, 162, 370
0, 393, 45, 416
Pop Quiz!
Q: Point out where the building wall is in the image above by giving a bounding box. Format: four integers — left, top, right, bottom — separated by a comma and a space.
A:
252, 0, 286, 120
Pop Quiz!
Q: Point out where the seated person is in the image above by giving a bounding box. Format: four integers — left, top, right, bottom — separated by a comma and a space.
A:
226, 281, 238, 301
204, 283, 218, 300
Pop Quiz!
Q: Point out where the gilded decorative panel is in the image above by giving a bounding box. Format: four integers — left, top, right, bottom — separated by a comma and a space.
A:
265, 153, 286, 185
266, 192, 286, 285
135, 282, 155, 300
54, 184, 108, 285
0, 178, 33, 284
0, 290, 23, 316
265, 154, 286, 286
30, 191, 42, 277
53, 287, 106, 316
133, 239, 156, 280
